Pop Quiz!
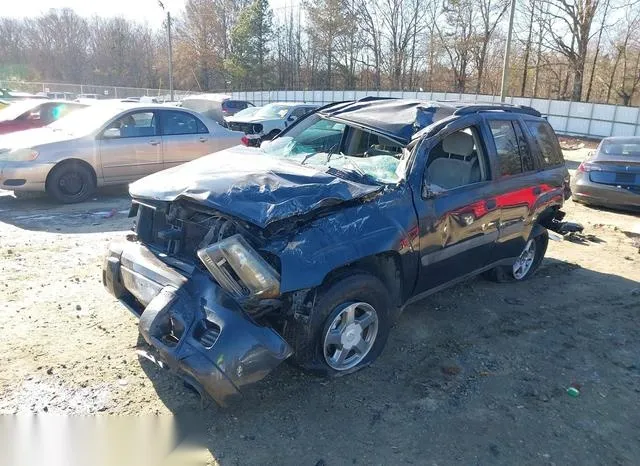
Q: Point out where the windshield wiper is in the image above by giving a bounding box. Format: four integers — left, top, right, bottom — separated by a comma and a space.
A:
301, 142, 339, 165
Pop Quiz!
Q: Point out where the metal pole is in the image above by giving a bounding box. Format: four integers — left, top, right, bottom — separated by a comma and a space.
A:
500, 0, 517, 102
167, 12, 174, 102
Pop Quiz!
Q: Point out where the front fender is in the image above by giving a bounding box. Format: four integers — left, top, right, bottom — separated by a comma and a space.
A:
268, 186, 420, 293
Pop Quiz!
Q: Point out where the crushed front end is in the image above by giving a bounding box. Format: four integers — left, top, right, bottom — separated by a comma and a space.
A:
102, 199, 293, 406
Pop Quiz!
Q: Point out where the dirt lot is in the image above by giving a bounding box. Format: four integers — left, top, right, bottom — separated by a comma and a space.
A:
1, 149, 639, 465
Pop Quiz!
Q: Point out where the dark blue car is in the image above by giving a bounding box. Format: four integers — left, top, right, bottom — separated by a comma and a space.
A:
103, 98, 575, 406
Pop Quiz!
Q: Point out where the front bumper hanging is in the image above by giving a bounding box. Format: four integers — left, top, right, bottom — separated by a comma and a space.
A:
103, 241, 293, 406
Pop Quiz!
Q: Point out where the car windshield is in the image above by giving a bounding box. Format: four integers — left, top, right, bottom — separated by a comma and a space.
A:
600, 140, 640, 157
254, 104, 291, 119
261, 114, 406, 184
0, 100, 41, 121
48, 104, 128, 134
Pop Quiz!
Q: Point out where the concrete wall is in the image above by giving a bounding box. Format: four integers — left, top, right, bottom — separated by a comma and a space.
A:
231, 89, 640, 139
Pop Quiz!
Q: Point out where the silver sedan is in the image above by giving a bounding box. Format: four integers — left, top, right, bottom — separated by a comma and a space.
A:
0, 103, 244, 202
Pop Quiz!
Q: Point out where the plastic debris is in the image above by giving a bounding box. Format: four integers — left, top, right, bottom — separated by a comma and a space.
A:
567, 387, 580, 397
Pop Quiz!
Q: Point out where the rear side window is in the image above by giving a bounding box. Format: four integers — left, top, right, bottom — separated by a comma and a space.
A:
161, 110, 208, 135
489, 120, 526, 176
525, 120, 564, 167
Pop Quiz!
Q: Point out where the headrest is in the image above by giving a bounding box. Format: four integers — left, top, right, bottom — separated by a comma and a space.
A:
443, 131, 474, 157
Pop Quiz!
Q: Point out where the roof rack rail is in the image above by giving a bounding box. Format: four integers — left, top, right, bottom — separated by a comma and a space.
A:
453, 103, 541, 117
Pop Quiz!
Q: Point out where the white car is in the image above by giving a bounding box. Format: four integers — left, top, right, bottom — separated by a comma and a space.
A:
225, 102, 318, 145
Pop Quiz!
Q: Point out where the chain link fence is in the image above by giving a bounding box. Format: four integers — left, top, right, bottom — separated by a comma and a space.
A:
0, 80, 203, 101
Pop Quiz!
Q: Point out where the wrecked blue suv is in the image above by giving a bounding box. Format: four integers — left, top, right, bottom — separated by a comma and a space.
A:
103, 98, 575, 406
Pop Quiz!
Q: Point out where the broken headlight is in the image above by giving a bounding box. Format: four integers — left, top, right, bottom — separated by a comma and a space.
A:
197, 234, 280, 300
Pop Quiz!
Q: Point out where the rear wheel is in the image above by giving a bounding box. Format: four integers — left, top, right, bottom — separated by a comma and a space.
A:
46, 161, 96, 204
484, 232, 548, 282
284, 272, 391, 376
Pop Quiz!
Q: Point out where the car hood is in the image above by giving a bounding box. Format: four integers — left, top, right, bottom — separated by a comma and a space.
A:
229, 116, 283, 125
129, 146, 382, 229
0, 127, 76, 151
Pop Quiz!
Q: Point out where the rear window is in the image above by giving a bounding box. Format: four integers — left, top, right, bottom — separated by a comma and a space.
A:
525, 120, 564, 167
489, 120, 527, 176
600, 141, 640, 157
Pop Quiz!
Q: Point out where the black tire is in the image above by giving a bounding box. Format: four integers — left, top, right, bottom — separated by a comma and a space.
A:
284, 272, 392, 376
484, 231, 548, 283
46, 161, 96, 204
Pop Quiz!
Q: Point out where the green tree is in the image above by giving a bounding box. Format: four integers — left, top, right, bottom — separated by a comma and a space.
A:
227, 0, 273, 90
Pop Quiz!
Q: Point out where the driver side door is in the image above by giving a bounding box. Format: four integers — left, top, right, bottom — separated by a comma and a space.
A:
99, 110, 163, 182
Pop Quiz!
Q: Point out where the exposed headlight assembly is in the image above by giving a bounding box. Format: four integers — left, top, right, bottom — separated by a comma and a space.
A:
197, 234, 280, 300
0, 148, 39, 162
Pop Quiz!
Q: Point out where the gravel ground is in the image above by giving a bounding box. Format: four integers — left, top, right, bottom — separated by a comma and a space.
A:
1, 149, 639, 465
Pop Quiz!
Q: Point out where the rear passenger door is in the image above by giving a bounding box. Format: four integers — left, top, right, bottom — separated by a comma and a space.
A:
160, 110, 214, 168
484, 115, 541, 259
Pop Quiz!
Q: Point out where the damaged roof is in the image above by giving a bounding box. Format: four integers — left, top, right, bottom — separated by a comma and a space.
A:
316, 97, 541, 145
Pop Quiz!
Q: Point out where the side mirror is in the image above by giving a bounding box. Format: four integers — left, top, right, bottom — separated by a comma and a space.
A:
103, 127, 121, 139
422, 183, 440, 200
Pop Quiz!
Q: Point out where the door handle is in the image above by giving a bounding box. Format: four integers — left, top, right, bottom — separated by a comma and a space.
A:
199, 137, 208, 143
485, 199, 497, 211
148, 140, 160, 146
533, 186, 542, 195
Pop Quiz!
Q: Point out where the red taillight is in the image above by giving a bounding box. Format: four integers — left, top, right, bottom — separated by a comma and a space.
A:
577, 162, 590, 172
241, 136, 249, 146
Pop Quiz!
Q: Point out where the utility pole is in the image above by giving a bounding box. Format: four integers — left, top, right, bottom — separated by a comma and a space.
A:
159, 1, 174, 102
167, 12, 174, 102
500, 0, 517, 102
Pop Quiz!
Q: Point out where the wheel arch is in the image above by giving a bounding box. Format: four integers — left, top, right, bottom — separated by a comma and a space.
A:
318, 251, 404, 321
45, 158, 98, 191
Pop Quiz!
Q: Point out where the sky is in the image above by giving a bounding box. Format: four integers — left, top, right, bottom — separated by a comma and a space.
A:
3, 0, 294, 28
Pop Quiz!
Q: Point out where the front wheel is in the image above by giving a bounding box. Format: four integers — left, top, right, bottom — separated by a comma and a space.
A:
46, 161, 96, 204
284, 272, 392, 376
484, 232, 548, 282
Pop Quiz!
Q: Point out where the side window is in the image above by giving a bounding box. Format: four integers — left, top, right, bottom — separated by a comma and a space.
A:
105, 111, 157, 138
489, 120, 524, 177
161, 110, 206, 136
425, 127, 490, 190
525, 120, 564, 167
513, 121, 535, 172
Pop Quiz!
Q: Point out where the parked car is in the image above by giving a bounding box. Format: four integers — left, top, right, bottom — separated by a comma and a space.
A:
0, 89, 47, 100
180, 94, 254, 124
102, 98, 578, 406
225, 102, 318, 145
37, 91, 76, 100
76, 93, 103, 100
0, 100, 88, 135
0, 103, 244, 203
224, 105, 261, 123
572, 136, 640, 210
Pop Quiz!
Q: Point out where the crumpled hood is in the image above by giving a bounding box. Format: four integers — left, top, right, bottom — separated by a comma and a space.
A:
0, 127, 76, 152
129, 146, 382, 228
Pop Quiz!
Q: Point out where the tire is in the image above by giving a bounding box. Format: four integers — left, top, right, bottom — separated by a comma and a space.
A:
484, 231, 548, 283
284, 272, 392, 376
46, 161, 96, 204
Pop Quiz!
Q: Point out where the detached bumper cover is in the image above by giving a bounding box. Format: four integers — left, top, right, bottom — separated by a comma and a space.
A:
103, 241, 293, 406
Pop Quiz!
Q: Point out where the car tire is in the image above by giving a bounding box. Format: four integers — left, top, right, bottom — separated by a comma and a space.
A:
484, 231, 548, 283
46, 161, 96, 204
284, 271, 392, 376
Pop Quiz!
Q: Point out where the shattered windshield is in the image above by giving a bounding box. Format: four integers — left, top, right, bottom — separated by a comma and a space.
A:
261, 114, 406, 184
